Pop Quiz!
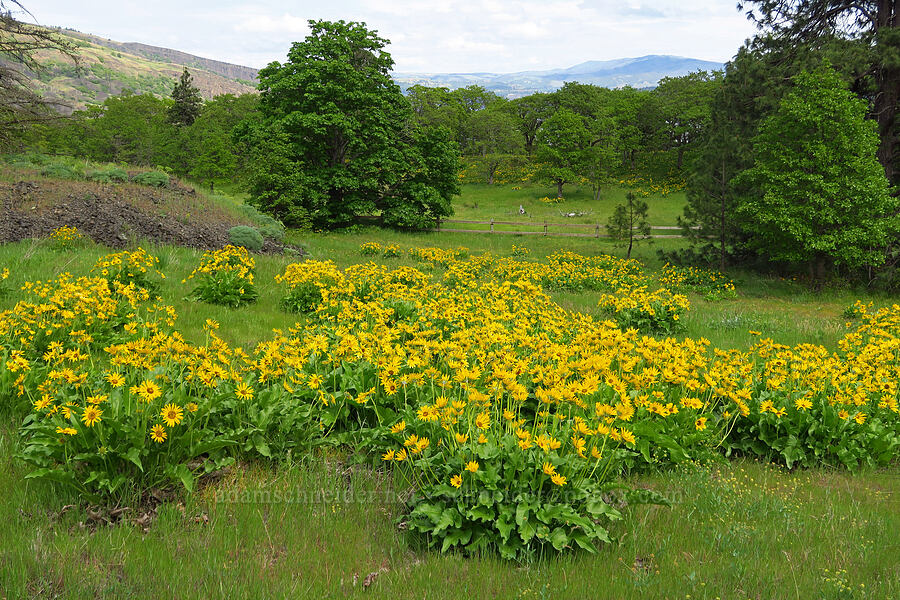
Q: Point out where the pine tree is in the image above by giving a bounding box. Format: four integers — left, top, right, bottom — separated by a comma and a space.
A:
168, 67, 202, 126
608, 192, 651, 259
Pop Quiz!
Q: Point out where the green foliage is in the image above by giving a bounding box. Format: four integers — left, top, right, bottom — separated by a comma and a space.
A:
726, 393, 900, 471
17, 373, 236, 502
168, 68, 202, 127
247, 20, 458, 229
228, 225, 264, 251
534, 108, 592, 198
186, 245, 259, 308
236, 203, 286, 241
736, 63, 900, 273
131, 170, 170, 187
607, 192, 651, 259
86, 166, 128, 183
40, 162, 82, 179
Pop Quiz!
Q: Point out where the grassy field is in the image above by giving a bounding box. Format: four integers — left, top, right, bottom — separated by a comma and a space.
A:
447, 183, 687, 233
1, 423, 896, 599
1, 186, 898, 598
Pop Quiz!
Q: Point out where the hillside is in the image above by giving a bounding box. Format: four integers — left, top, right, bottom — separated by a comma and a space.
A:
394, 55, 725, 97
16, 26, 724, 108
12, 27, 258, 112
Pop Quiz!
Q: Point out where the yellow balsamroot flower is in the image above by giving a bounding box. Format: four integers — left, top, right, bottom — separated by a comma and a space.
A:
186, 402, 199, 413
86, 394, 108, 405
465, 460, 479, 473
235, 382, 254, 401
390, 420, 407, 434
450, 474, 462, 488
394, 449, 407, 462
105, 372, 126, 388
854, 412, 867, 425
412, 437, 430, 454
307, 374, 323, 390
382, 449, 395, 461
81, 405, 102, 427
455, 432, 468, 444
136, 380, 162, 402
56, 426, 77, 436
620, 429, 636, 445
695, 417, 708, 431
150, 424, 167, 443
475, 411, 490, 429
550, 473, 567, 487
542, 462, 557, 476
838, 409, 850, 420
161, 403, 184, 427
478, 434, 488, 444
795, 398, 813, 410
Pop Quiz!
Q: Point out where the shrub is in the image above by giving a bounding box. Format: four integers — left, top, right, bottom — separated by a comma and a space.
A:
258, 222, 285, 242
275, 260, 347, 313
228, 225, 264, 252
237, 204, 286, 241
185, 245, 259, 307
86, 167, 129, 183
49, 225, 86, 251
360, 242, 382, 256
131, 171, 170, 187
382, 244, 402, 258
41, 162, 83, 180
659, 263, 736, 300
91, 248, 165, 294
597, 285, 689, 334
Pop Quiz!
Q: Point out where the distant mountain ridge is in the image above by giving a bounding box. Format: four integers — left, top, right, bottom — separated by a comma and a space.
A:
393, 55, 725, 97
29, 26, 723, 109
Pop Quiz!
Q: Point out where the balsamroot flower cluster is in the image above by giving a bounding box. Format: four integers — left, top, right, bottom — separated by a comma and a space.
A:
184, 244, 258, 307
2, 244, 898, 559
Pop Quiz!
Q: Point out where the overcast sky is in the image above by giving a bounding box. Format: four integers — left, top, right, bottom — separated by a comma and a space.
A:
25, 1, 757, 73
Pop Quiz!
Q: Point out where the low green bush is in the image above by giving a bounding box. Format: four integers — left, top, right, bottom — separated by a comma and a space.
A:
131, 171, 170, 187
228, 226, 264, 252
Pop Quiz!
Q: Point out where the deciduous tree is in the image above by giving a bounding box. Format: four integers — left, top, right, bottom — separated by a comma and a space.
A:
736, 63, 899, 279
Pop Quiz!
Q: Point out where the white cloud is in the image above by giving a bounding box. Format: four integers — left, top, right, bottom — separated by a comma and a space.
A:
28, 0, 757, 72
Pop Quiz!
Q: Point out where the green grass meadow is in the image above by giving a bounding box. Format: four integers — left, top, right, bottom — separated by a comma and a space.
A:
0, 182, 898, 598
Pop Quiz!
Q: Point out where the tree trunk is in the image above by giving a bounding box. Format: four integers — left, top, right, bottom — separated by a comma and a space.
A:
677, 145, 685, 171
874, 1, 900, 184
594, 185, 601, 202
556, 181, 564, 198
719, 158, 726, 272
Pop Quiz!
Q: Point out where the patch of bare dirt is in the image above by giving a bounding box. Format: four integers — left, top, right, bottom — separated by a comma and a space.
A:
0, 178, 296, 254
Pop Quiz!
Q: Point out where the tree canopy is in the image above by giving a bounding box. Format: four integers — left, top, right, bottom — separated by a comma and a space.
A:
168, 67, 202, 127
247, 19, 459, 228
736, 63, 899, 276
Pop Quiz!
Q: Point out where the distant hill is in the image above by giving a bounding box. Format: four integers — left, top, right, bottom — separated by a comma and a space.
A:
393, 55, 725, 97
10, 28, 259, 113
18, 25, 724, 110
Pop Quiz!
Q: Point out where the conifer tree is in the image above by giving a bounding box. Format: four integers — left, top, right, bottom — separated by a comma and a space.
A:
168, 67, 202, 126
